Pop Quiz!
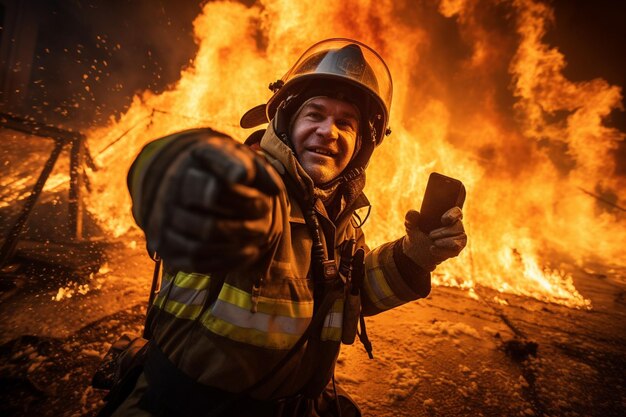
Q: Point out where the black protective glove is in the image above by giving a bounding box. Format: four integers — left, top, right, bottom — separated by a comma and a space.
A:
401, 207, 467, 271
145, 135, 282, 273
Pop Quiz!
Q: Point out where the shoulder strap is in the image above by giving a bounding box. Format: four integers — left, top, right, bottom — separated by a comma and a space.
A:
280, 173, 329, 280
146, 253, 162, 308
143, 254, 162, 339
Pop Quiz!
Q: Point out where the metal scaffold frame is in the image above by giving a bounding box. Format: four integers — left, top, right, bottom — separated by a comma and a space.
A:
0, 112, 94, 268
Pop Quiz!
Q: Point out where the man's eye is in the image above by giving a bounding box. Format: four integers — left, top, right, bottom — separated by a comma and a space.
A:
306, 111, 323, 120
338, 120, 357, 131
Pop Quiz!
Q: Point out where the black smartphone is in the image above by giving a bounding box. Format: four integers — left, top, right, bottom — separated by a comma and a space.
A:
418, 172, 466, 233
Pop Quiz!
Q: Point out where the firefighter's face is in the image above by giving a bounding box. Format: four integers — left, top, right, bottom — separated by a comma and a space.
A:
291, 97, 359, 185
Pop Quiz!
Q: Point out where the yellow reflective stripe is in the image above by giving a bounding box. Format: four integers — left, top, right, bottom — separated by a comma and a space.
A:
321, 327, 342, 341
218, 284, 313, 318
218, 284, 251, 308
161, 298, 204, 320
364, 247, 403, 310
173, 271, 211, 290
203, 315, 301, 350
201, 283, 315, 349
321, 299, 344, 342
153, 293, 166, 309
153, 272, 206, 319
168, 285, 207, 306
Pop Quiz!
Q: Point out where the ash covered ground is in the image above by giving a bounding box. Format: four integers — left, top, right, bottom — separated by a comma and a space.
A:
0, 235, 625, 417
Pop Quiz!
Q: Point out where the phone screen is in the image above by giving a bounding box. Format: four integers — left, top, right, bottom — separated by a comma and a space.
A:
418, 173, 466, 233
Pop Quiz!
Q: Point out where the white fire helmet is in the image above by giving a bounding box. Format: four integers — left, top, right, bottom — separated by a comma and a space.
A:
241, 38, 393, 149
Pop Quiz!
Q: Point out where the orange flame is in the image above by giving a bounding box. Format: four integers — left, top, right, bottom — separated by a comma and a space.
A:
85, 0, 625, 309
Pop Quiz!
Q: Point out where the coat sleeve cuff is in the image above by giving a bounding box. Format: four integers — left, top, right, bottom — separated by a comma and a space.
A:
392, 238, 431, 298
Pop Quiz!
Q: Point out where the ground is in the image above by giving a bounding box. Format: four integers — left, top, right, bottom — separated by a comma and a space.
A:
0, 235, 625, 417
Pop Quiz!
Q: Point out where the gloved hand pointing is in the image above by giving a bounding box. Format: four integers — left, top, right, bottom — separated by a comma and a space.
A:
144, 132, 282, 273
401, 207, 467, 271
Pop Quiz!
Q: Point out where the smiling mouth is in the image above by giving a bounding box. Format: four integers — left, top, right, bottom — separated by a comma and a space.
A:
308, 147, 337, 157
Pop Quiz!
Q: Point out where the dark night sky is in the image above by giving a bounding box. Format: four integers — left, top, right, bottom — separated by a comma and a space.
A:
547, 0, 626, 172
1, 0, 203, 127
547, 0, 626, 132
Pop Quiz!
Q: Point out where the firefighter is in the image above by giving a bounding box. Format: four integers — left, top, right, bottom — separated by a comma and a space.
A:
113, 38, 466, 417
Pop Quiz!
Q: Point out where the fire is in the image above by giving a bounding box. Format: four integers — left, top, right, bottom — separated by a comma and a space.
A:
85, 0, 625, 309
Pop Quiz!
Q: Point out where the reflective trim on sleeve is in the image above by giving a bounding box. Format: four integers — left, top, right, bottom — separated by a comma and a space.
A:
160, 298, 204, 320
364, 246, 404, 310
173, 272, 211, 290
168, 286, 207, 307
152, 271, 209, 319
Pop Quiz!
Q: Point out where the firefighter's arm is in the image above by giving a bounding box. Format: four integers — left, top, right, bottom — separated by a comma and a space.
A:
127, 128, 283, 273
359, 207, 466, 315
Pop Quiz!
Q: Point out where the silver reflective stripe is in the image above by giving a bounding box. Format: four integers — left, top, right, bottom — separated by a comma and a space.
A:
366, 270, 402, 308
324, 310, 343, 329
168, 285, 208, 306
211, 299, 311, 335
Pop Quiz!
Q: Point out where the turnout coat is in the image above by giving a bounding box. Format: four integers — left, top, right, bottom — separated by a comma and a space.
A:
126, 123, 431, 403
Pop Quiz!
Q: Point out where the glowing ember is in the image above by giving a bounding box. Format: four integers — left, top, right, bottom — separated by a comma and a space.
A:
83, 0, 624, 309
51, 272, 105, 302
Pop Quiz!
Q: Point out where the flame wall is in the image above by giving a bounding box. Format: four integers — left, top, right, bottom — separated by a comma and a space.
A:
86, 0, 625, 308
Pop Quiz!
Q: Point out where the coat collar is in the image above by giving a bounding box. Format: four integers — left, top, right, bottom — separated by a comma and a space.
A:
257, 123, 370, 222
259, 123, 315, 200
